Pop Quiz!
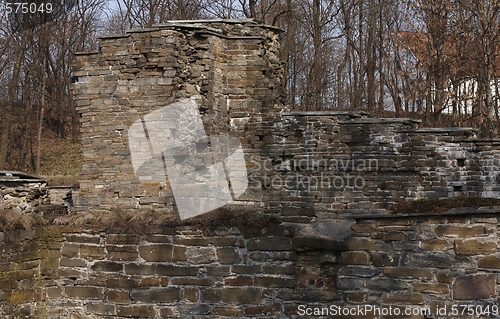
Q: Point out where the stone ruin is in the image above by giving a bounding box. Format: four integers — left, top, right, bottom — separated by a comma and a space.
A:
0, 171, 48, 213
71, 19, 500, 220
2, 19, 500, 319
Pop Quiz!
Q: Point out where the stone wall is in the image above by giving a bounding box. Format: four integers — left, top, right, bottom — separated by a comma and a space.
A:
71, 19, 283, 212
71, 19, 500, 220
2, 211, 500, 318
0, 171, 49, 213
258, 112, 500, 221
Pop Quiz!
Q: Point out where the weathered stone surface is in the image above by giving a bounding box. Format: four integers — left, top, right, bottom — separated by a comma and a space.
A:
130, 288, 181, 302
366, 279, 409, 291
157, 264, 199, 276
247, 237, 293, 251
139, 244, 187, 262
346, 238, 386, 250
117, 305, 155, 318
65, 286, 103, 299
91, 261, 123, 272
185, 246, 217, 264
434, 225, 485, 237
384, 267, 433, 279
106, 289, 131, 304
293, 236, 346, 251
340, 251, 369, 265
455, 239, 498, 255
217, 247, 241, 264
384, 293, 425, 305
339, 265, 381, 278
453, 274, 496, 300
412, 282, 450, 294
200, 287, 262, 303
477, 255, 500, 269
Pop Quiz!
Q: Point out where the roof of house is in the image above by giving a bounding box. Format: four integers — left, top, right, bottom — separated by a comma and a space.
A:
399, 31, 500, 78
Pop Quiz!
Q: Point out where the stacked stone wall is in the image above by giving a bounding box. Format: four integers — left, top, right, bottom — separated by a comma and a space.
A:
2, 211, 500, 318
71, 20, 500, 220
258, 113, 500, 221
71, 19, 283, 212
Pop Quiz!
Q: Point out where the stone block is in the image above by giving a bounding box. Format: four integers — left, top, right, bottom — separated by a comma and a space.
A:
420, 239, 451, 251
370, 252, 399, 266
351, 223, 377, 233
159, 307, 175, 317
293, 236, 346, 251
453, 274, 496, 300
185, 246, 217, 264
124, 263, 156, 275
207, 266, 230, 277
413, 282, 450, 294
60, 257, 87, 268
65, 234, 101, 244
437, 272, 453, 283
86, 302, 115, 315
337, 278, 363, 290
231, 265, 262, 274
254, 276, 294, 288
366, 278, 408, 291
384, 267, 433, 279
262, 264, 295, 275
62, 243, 79, 257
384, 293, 425, 305
410, 253, 454, 268
139, 244, 187, 262
91, 261, 123, 272
80, 245, 105, 259
65, 286, 103, 299
178, 304, 212, 315
478, 255, 500, 269
184, 287, 198, 302
107, 289, 131, 304
434, 225, 485, 237
139, 277, 159, 287
46, 287, 62, 299
170, 277, 213, 286
225, 277, 253, 286
212, 306, 244, 316
346, 237, 386, 250
157, 265, 199, 276
247, 237, 293, 251
340, 251, 369, 265
107, 246, 139, 261
217, 247, 241, 264
131, 288, 181, 303
339, 265, 381, 278
106, 278, 138, 289
117, 305, 155, 318
201, 287, 262, 303
277, 289, 340, 302
244, 304, 281, 316
455, 239, 498, 255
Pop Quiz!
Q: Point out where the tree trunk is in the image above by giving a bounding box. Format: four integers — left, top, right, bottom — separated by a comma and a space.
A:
0, 28, 29, 170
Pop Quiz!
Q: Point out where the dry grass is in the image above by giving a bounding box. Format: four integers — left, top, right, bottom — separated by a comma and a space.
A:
0, 207, 280, 235
39, 133, 82, 186
0, 209, 48, 232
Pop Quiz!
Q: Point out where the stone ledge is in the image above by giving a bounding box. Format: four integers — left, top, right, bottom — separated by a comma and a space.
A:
282, 111, 369, 118
345, 207, 500, 219
339, 118, 421, 125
